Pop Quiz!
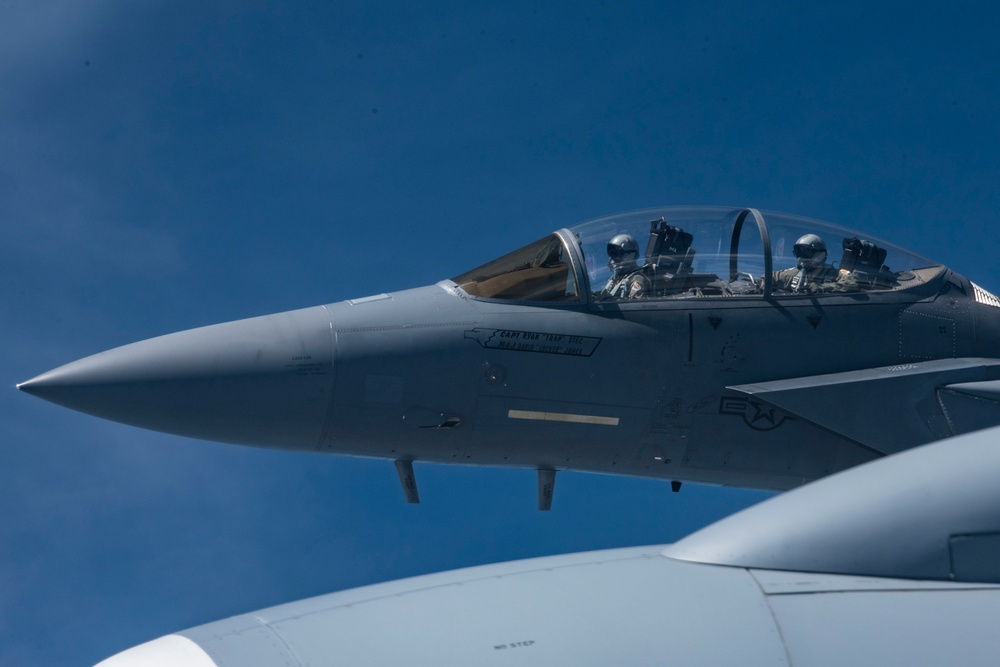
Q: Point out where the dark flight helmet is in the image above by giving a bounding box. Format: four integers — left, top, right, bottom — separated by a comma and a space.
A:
607, 234, 640, 272
794, 233, 827, 269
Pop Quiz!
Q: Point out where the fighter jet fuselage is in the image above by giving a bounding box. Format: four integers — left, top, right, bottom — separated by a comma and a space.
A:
20, 206, 1000, 494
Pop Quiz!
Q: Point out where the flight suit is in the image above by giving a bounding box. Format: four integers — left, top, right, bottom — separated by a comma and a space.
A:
773, 265, 859, 294
601, 270, 651, 299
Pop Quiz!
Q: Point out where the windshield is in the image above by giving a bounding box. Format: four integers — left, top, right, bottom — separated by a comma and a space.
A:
452, 234, 580, 302
453, 207, 942, 303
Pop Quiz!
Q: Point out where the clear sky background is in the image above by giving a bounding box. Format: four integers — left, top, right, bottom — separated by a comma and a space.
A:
3, 2, 1000, 664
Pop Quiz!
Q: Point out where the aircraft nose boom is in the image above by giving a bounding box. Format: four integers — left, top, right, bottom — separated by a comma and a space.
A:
18, 306, 335, 449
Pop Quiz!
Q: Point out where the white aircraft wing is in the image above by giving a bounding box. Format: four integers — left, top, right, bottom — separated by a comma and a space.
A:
97, 424, 1000, 665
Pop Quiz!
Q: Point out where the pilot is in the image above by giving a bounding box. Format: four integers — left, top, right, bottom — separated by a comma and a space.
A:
773, 234, 858, 294
600, 234, 650, 299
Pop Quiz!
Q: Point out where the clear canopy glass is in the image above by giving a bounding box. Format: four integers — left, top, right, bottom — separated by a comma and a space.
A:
452, 206, 943, 303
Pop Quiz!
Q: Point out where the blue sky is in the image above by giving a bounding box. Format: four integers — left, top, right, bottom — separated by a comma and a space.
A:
4, 2, 1000, 664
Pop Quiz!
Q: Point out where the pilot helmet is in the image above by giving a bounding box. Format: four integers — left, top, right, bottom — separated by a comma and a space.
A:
793, 234, 827, 269
607, 234, 640, 272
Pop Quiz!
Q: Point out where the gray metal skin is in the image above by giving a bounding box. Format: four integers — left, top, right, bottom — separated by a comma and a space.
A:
95, 426, 1000, 666
18, 206, 1000, 493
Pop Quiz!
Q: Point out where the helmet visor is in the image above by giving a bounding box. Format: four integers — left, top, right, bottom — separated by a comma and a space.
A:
794, 243, 820, 259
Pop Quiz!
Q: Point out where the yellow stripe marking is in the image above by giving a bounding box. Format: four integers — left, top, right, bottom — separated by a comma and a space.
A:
508, 409, 619, 426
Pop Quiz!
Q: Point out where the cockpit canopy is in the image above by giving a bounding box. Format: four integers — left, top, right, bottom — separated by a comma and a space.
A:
452, 206, 942, 303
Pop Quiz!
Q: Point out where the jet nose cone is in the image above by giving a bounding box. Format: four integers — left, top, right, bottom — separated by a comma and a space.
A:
20, 306, 334, 449
16, 376, 47, 396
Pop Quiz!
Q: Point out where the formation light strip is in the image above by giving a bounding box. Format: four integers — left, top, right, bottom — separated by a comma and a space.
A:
508, 409, 619, 426
972, 282, 1000, 308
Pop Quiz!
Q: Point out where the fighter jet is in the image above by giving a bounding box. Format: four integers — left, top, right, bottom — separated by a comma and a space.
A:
18, 206, 1000, 506
94, 424, 1000, 666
